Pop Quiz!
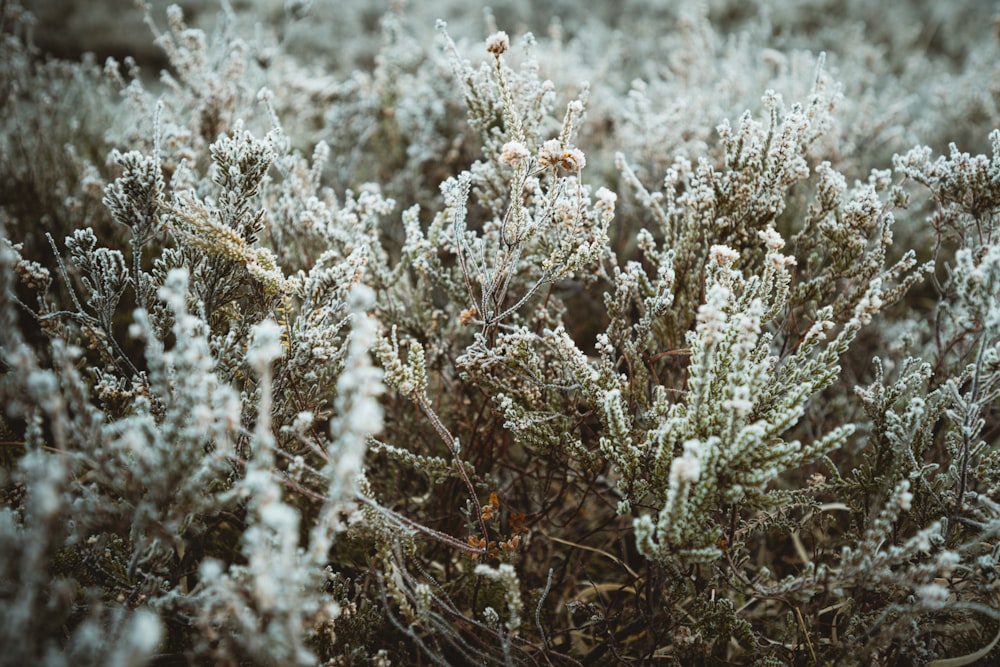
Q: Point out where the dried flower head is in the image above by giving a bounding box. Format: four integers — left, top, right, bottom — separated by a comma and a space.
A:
558, 146, 586, 172
537, 139, 586, 171
459, 305, 479, 326
758, 226, 786, 250
486, 31, 509, 56
709, 244, 740, 266
499, 140, 531, 168
537, 139, 562, 169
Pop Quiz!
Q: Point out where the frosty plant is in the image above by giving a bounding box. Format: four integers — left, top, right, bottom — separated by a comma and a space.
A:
433, 25, 615, 343
633, 233, 870, 562
4, 1, 1000, 665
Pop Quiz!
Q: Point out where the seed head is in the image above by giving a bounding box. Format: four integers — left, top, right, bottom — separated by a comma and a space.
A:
500, 140, 531, 168
486, 31, 509, 56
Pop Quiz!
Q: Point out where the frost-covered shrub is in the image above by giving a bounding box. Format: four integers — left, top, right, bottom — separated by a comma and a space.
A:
2, 1, 1000, 665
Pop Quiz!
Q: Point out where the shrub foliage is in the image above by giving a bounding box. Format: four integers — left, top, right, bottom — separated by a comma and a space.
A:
2, 1, 1000, 665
